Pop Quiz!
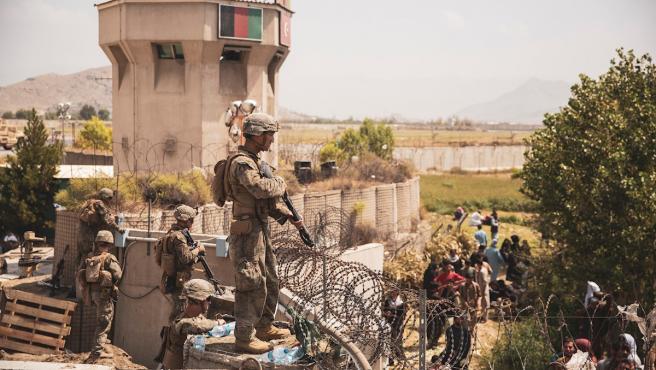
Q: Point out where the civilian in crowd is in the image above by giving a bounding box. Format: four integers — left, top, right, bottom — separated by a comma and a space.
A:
550, 337, 577, 367
434, 262, 465, 299
447, 248, 465, 275
474, 225, 487, 248
459, 269, 481, 330
575, 338, 598, 365
473, 257, 491, 323
430, 314, 472, 370
484, 242, 504, 281
490, 209, 499, 240
383, 289, 406, 365
423, 256, 440, 299
469, 209, 483, 227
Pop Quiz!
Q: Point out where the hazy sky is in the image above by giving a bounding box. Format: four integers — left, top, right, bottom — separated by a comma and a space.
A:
1, 0, 655, 119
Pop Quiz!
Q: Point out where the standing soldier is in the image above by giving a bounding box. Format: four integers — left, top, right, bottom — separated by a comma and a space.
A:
160, 279, 224, 369
76, 230, 122, 358
156, 204, 205, 322
223, 113, 304, 354
77, 188, 122, 276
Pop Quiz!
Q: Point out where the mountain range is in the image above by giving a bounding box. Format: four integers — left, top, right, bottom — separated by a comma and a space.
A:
0, 66, 572, 124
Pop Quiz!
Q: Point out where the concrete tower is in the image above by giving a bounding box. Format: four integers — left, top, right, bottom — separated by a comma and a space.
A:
97, 0, 292, 173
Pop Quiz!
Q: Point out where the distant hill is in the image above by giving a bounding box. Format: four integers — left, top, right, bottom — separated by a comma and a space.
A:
456, 78, 572, 124
0, 66, 112, 114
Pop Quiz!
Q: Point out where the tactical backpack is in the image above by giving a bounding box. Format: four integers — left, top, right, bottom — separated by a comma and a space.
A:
154, 236, 175, 277
211, 153, 245, 206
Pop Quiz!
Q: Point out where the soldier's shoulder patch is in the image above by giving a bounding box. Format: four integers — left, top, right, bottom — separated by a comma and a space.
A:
233, 156, 258, 172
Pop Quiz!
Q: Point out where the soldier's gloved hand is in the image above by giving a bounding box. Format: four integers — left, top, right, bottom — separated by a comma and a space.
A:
259, 161, 274, 179
196, 245, 206, 256
118, 228, 126, 234
289, 215, 304, 230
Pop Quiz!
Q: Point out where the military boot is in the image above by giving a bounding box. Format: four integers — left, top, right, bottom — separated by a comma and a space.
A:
255, 324, 291, 341
235, 338, 272, 354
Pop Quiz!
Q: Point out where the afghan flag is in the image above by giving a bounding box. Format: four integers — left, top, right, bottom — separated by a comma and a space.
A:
219, 5, 262, 41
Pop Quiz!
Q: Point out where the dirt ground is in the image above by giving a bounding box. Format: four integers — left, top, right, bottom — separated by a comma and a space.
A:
0, 344, 146, 369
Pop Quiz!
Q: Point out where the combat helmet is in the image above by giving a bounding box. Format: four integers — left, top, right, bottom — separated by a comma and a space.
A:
98, 188, 114, 200
242, 113, 279, 136
182, 279, 215, 301
95, 230, 114, 244
174, 205, 197, 221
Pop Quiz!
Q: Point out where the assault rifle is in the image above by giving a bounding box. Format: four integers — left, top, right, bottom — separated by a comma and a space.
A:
181, 228, 225, 295
260, 161, 315, 248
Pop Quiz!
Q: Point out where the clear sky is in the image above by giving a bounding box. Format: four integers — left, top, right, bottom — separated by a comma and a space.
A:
1, 0, 655, 119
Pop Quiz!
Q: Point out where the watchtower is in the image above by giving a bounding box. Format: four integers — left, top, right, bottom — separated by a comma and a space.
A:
97, 0, 292, 173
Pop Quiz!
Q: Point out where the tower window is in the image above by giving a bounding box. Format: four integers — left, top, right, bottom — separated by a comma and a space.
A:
156, 43, 184, 60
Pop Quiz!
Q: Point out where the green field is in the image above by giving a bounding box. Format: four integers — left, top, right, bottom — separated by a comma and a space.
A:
420, 173, 535, 214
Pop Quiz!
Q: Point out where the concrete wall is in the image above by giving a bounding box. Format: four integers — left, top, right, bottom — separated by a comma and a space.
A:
280, 143, 527, 173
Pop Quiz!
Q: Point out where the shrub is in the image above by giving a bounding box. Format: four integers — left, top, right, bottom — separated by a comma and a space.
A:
144, 170, 211, 207
2, 111, 14, 119
98, 108, 111, 121
335, 128, 366, 161
75, 116, 112, 151
55, 176, 139, 210
359, 118, 394, 160
483, 319, 552, 370
318, 141, 344, 163
79, 104, 97, 120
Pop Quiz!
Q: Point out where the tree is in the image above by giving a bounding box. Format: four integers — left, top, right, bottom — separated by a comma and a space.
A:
0, 108, 63, 238
15, 109, 33, 120
359, 118, 395, 160
79, 104, 97, 120
2, 111, 14, 119
98, 108, 111, 121
335, 128, 366, 161
75, 116, 113, 151
520, 50, 656, 304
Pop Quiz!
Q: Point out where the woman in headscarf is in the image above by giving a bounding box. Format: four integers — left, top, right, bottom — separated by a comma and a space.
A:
618, 333, 642, 368
584, 281, 601, 308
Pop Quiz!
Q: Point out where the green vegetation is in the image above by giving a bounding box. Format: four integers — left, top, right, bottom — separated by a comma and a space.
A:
420, 173, 535, 214
521, 49, 656, 304
75, 116, 112, 151
2, 111, 14, 119
79, 104, 97, 120
483, 320, 552, 370
14, 108, 34, 120
55, 170, 211, 210
0, 108, 63, 237
98, 108, 111, 121
318, 118, 395, 164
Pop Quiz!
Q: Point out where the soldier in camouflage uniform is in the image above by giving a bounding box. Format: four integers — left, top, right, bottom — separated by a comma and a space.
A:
224, 113, 304, 354
77, 188, 122, 274
157, 205, 206, 322
77, 230, 122, 358
161, 279, 224, 369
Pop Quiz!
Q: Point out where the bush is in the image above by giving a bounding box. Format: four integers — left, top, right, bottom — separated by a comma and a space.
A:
359, 118, 394, 160
98, 108, 111, 121
335, 128, 366, 161
15, 109, 33, 120
318, 141, 344, 163
75, 116, 112, 151
55, 176, 139, 210
484, 320, 552, 370
2, 111, 14, 119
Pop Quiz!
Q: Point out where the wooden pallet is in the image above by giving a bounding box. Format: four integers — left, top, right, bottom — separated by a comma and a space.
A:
0, 288, 77, 354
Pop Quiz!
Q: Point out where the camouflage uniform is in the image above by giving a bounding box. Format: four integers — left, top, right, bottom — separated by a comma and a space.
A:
226, 136, 291, 343
77, 188, 119, 265
162, 279, 220, 369
158, 205, 202, 322
78, 230, 122, 356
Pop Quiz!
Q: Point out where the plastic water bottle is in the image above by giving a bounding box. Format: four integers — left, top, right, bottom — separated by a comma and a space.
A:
261, 346, 289, 364
284, 347, 304, 364
209, 322, 235, 337
261, 346, 304, 365
192, 335, 205, 351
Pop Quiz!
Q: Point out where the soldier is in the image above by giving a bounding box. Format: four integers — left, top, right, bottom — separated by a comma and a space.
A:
76, 230, 122, 358
224, 113, 304, 354
77, 188, 122, 277
156, 204, 206, 322
160, 279, 224, 369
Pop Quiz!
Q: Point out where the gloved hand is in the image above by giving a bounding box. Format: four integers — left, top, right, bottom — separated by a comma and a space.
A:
259, 160, 274, 179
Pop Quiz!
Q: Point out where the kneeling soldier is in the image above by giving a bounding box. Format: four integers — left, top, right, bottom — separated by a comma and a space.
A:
161, 279, 224, 369
77, 230, 122, 358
